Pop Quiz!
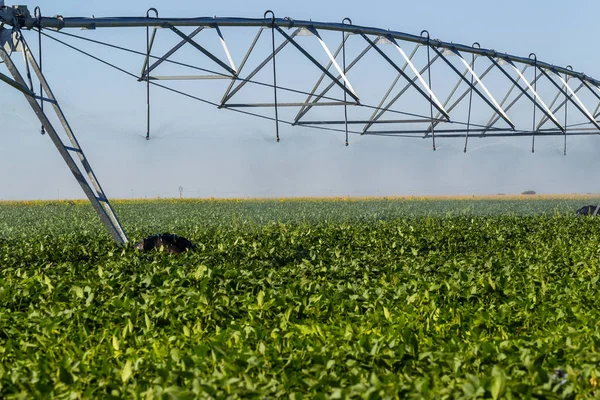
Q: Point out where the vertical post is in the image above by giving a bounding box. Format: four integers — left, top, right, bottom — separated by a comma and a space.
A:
530, 53, 537, 153
146, 25, 150, 140
564, 66, 572, 156
464, 42, 479, 153
145, 8, 158, 140
265, 10, 279, 142
342, 18, 351, 147
34, 7, 45, 135
421, 30, 435, 151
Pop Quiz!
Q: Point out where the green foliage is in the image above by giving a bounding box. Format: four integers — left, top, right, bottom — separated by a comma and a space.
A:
1, 198, 600, 398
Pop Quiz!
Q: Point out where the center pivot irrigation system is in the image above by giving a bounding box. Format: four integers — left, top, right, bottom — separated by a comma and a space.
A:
2, 3, 600, 244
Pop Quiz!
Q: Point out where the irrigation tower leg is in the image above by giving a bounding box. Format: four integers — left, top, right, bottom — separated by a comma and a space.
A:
0, 29, 128, 245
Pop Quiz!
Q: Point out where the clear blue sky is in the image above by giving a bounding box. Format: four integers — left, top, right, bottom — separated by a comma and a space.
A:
1, 0, 599, 199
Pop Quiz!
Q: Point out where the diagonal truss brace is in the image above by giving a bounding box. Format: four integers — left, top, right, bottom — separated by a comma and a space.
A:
140, 26, 204, 80
534, 77, 582, 131
221, 27, 264, 105
426, 56, 483, 137
434, 47, 515, 130
388, 37, 447, 118
0, 68, 32, 94
489, 56, 564, 132
538, 67, 600, 131
307, 27, 358, 99
294, 32, 351, 122
221, 28, 301, 105
0, 29, 128, 245
168, 25, 237, 76
295, 39, 373, 124
578, 79, 600, 118
276, 26, 360, 104
364, 49, 441, 133
362, 34, 450, 121
480, 67, 542, 135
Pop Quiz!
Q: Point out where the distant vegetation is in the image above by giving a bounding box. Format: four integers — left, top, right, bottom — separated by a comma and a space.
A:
521, 190, 537, 195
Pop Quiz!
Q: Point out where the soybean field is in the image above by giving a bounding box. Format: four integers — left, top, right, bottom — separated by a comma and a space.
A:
1, 197, 600, 398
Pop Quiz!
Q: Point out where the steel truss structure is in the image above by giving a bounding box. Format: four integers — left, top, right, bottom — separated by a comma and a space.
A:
2, 3, 600, 242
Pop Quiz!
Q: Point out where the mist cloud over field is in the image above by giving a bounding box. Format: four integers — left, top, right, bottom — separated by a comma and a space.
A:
2, 93, 599, 200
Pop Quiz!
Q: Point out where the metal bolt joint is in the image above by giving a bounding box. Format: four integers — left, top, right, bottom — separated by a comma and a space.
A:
0, 5, 36, 29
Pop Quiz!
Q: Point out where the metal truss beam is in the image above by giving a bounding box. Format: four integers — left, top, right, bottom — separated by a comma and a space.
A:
224, 101, 353, 108
370, 130, 599, 138
149, 75, 231, 80
13, 14, 594, 88
296, 118, 444, 125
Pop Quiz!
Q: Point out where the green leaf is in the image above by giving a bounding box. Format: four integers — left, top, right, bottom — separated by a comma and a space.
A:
383, 307, 391, 321
194, 265, 208, 280
121, 360, 133, 383
58, 366, 73, 385
72, 286, 84, 299
257, 290, 265, 309
490, 366, 507, 400
112, 335, 120, 351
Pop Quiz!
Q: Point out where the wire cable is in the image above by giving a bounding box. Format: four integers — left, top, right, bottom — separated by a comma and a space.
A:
42, 29, 473, 124
39, 29, 367, 136
35, 28, 590, 137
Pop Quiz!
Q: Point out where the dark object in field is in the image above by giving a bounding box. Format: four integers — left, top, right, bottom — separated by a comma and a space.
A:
552, 368, 568, 386
135, 233, 195, 254
521, 190, 536, 195
576, 205, 600, 216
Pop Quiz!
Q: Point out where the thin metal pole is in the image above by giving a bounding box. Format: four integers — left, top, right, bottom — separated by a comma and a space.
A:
146, 8, 158, 140
342, 18, 351, 146
146, 25, 150, 140
465, 43, 479, 153
35, 7, 45, 135
530, 53, 537, 153
265, 10, 279, 142
422, 30, 435, 151
564, 67, 571, 156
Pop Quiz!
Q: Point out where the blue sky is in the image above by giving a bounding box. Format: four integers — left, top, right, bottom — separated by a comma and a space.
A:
1, 0, 600, 199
